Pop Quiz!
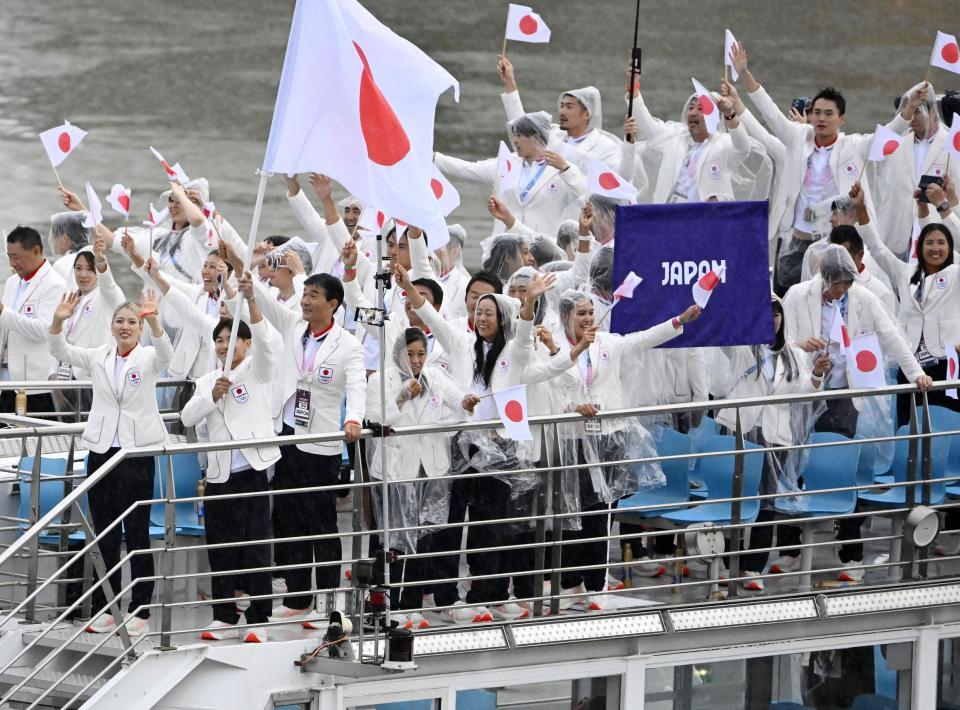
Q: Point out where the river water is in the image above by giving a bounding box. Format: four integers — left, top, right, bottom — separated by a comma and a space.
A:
0, 0, 947, 288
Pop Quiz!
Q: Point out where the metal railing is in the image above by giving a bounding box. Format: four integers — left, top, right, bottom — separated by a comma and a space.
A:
0, 379, 956, 708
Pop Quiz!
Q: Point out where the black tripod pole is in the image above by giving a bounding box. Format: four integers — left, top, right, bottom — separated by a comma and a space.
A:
626, 0, 641, 141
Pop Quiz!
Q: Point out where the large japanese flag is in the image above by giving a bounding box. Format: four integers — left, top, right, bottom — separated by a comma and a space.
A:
867, 124, 908, 162
691, 78, 720, 135
505, 4, 551, 43
846, 332, 886, 389
39, 121, 87, 168
587, 159, 638, 203
493, 384, 533, 441
931, 31, 960, 74
263, 0, 459, 246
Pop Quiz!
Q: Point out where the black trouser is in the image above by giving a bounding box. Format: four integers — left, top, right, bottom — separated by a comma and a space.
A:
815, 397, 863, 563
432, 475, 514, 606
86, 449, 154, 620
0, 391, 56, 421
774, 236, 812, 297
741, 444, 802, 573
205, 469, 272, 625
274, 427, 341, 609
561, 498, 614, 592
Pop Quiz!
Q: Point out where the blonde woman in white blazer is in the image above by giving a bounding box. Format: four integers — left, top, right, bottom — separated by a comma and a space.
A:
850, 182, 960, 423
48, 291, 172, 638
180, 305, 280, 643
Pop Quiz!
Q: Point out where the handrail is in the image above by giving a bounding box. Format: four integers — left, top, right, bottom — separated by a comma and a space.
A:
0, 378, 191, 392
0, 379, 950, 570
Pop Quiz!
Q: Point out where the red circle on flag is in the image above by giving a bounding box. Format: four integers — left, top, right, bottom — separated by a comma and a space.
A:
118, 194, 130, 212
376, 211, 385, 228
855, 350, 878, 372
519, 14, 539, 35
953, 133, 960, 152
699, 271, 720, 290
882, 140, 899, 156
505, 161, 512, 173
57, 132, 71, 153
943, 42, 960, 64
951, 359, 958, 378
698, 95, 715, 115
598, 172, 620, 190
504, 399, 524, 422
430, 178, 443, 199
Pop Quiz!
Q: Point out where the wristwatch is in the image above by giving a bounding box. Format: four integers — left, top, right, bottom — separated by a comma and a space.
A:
938, 200, 951, 213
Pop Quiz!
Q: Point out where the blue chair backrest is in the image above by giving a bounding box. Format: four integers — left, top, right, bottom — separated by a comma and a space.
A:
697, 436, 763, 505
653, 426, 692, 477
156, 454, 201, 500
928, 405, 960, 474
803, 432, 861, 510
891, 425, 949, 503
17, 457, 73, 531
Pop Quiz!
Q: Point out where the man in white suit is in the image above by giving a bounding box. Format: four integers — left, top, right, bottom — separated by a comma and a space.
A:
244, 270, 365, 626
0, 226, 66, 416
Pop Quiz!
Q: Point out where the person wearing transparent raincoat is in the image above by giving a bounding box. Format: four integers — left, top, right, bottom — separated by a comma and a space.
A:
714, 294, 830, 591
364, 327, 471, 631
421, 275, 594, 624
482, 232, 536, 284
551, 290, 700, 611
48, 210, 91, 288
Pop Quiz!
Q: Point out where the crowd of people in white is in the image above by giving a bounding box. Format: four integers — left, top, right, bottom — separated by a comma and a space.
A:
1, 42, 958, 642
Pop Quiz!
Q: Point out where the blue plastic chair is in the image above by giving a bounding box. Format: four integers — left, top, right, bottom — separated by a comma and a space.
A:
859, 425, 949, 507
776, 433, 860, 517
17, 456, 85, 545
927, 405, 960, 486
618, 427, 691, 521
661, 436, 764, 525
851, 694, 898, 710
155, 454, 205, 537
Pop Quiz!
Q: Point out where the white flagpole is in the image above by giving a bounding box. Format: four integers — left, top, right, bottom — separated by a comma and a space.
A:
223, 170, 270, 376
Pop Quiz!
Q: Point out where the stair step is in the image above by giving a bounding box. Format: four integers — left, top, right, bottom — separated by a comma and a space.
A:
0, 665, 105, 699
22, 624, 156, 657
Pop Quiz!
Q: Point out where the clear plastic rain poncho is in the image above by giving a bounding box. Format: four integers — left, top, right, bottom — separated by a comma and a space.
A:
587, 194, 618, 244
556, 219, 579, 259
820, 243, 859, 284
554, 290, 666, 517
558, 87, 604, 130
366, 327, 463, 554
270, 235, 315, 275
48, 211, 89, 255
713, 295, 827, 511
508, 111, 552, 147
436, 223, 467, 276
530, 234, 565, 268
451, 294, 543, 504
481, 233, 530, 283
504, 265, 553, 329
540, 260, 573, 312
588, 246, 614, 331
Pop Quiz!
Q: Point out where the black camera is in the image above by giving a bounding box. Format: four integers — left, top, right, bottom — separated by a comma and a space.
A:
918, 174, 945, 204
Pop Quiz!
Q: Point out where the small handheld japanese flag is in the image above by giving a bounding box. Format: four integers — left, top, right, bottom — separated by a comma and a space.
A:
493, 384, 532, 440
202, 202, 216, 220
691, 78, 720, 135
691, 264, 725, 308
497, 141, 520, 196
358, 206, 389, 234
82, 183, 102, 229
947, 346, 959, 400
149, 146, 190, 183
846, 332, 886, 389
39, 121, 87, 168
931, 31, 960, 74
909, 219, 921, 266
948, 114, 960, 158
587, 159, 638, 203
505, 4, 551, 43
429, 166, 460, 217
828, 302, 851, 348
106, 184, 132, 219
143, 203, 169, 227
613, 271, 643, 301
724, 29, 739, 81
867, 124, 907, 162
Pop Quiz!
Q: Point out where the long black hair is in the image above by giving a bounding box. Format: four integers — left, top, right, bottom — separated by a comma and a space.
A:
752, 298, 798, 382
472, 295, 507, 389
911, 223, 955, 285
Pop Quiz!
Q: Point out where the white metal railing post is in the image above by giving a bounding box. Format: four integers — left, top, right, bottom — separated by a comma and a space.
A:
22, 436, 43, 624
159, 454, 177, 650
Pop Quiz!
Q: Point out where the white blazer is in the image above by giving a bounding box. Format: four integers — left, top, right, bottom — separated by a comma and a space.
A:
782, 276, 925, 391
747, 85, 886, 231
253, 278, 366, 455
48, 330, 173, 453
738, 108, 790, 243
858, 221, 960, 359
715, 344, 815, 446
365, 364, 466, 481
180, 319, 281, 483
434, 151, 587, 238
54, 266, 126, 380
286, 191, 343, 276
0, 261, 66, 386
630, 94, 756, 203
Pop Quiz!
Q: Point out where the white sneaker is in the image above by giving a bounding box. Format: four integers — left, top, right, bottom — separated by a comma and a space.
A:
443, 602, 492, 625
123, 616, 149, 638
85, 613, 117, 634
606, 574, 624, 591
401, 612, 430, 630
268, 605, 322, 628
742, 571, 765, 592
200, 620, 239, 641
243, 626, 269, 643
584, 594, 610, 612
633, 556, 667, 578
547, 583, 586, 613
490, 601, 529, 621
838, 561, 864, 583
272, 577, 287, 595
768, 555, 801, 574
235, 592, 251, 612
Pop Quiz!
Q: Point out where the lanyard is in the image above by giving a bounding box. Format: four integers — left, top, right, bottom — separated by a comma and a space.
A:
300, 332, 327, 374
519, 162, 547, 203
